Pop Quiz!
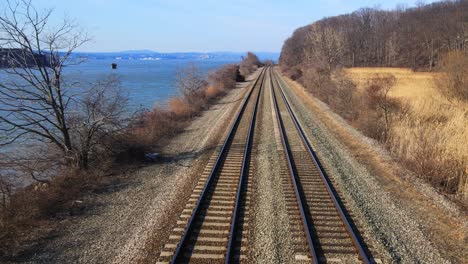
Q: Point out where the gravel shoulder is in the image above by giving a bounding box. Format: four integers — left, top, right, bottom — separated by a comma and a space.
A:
18, 71, 260, 264
276, 69, 467, 263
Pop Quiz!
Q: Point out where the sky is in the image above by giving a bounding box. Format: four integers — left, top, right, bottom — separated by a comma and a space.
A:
19, 0, 439, 53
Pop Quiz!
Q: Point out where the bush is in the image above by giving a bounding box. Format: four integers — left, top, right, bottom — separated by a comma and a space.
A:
437, 51, 468, 103
332, 71, 360, 121
389, 126, 467, 194
239, 52, 263, 77
208, 64, 240, 90
176, 64, 208, 111
168, 97, 193, 118
358, 75, 403, 142
0, 169, 103, 257
263, 60, 274, 66
205, 86, 223, 99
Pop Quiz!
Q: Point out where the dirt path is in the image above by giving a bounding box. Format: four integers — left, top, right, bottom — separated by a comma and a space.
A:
19, 70, 261, 264
276, 69, 466, 263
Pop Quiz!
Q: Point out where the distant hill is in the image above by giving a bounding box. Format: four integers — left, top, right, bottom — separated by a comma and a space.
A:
72, 51, 280, 62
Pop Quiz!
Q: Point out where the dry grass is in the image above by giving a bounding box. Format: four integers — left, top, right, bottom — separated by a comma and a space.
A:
346, 68, 468, 197
0, 169, 104, 257
168, 98, 193, 119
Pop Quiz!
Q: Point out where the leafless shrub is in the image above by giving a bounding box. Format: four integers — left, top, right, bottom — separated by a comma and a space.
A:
239, 52, 262, 77
208, 64, 240, 90
392, 128, 467, 194
0, 174, 12, 211
205, 86, 223, 99
0, 167, 104, 256
285, 66, 303, 81
361, 75, 401, 142
436, 51, 468, 104
176, 64, 208, 113
263, 60, 274, 66
332, 70, 360, 121
301, 67, 334, 104
68, 76, 129, 168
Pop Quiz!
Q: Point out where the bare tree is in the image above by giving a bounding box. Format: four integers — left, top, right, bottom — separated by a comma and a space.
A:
365, 75, 400, 141
0, 0, 88, 156
0, 1, 128, 169
306, 22, 346, 71
69, 76, 128, 168
176, 63, 208, 107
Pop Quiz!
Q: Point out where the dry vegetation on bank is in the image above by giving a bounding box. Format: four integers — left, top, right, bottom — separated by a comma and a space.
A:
346, 65, 467, 197
280, 54, 467, 199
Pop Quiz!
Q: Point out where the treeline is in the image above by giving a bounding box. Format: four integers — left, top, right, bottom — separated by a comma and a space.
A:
280, 0, 468, 75
0, 48, 50, 68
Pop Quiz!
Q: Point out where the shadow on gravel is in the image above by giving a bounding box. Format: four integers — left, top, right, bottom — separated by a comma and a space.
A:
10, 226, 106, 264
1, 232, 61, 263
157, 146, 217, 167
214, 96, 244, 106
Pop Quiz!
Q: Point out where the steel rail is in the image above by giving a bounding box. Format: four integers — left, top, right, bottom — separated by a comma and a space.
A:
272, 69, 371, 264
225, 66, 264, 263
170, 68, 265, 264
269, 67, 319, 263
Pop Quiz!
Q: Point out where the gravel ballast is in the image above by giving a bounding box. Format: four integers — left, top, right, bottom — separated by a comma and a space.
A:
249, 71, 295, 263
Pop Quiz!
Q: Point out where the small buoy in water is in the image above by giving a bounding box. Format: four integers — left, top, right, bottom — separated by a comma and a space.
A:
111, 63, 117, 69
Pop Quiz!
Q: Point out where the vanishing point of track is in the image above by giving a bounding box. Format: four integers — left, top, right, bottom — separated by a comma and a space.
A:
158, 67, 372, 263
157, 68, 266, 263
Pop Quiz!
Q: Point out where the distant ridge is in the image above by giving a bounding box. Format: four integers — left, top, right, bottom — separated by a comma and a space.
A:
118, 49, 158, 54
72, 51, 280, 62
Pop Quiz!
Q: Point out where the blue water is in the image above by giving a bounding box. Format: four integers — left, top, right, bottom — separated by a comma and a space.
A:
63, 58, 240, 110
0, 58, 239, 153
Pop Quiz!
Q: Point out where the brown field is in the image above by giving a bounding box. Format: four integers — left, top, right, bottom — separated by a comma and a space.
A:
346, 68, 467, 198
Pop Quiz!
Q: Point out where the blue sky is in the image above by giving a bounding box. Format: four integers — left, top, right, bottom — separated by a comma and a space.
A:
25, 0, 438, 52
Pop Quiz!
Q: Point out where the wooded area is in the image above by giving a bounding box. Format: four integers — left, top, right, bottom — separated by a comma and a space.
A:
280, 0, 468, 75
279, 0, 468, 198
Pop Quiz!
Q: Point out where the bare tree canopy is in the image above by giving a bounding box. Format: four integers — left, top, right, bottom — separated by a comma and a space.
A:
0, 0, 128, 168
176, 63, 208, 104
280, 0, 468, 75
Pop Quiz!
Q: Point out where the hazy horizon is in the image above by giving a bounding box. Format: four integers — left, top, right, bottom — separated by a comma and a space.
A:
73, 50, 281, 54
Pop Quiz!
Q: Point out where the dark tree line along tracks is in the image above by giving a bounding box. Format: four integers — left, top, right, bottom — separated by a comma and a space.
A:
158, 67, 372, 263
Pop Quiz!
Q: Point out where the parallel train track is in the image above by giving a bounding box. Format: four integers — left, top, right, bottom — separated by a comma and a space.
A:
270, 68, 371, 263
157, 68, 265, 264
158, 67, 372, 263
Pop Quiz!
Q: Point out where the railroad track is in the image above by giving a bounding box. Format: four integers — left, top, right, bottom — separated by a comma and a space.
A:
270, 68, 372, 264
157, 68, 266, 264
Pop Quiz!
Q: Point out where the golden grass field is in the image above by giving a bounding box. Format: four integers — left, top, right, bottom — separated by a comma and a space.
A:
345, 68, 467, 197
